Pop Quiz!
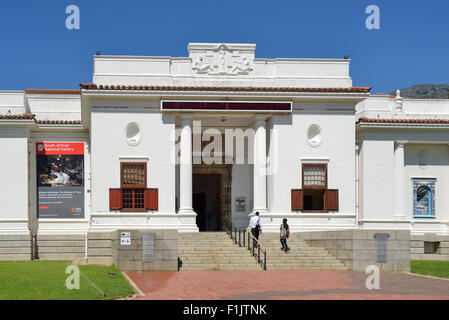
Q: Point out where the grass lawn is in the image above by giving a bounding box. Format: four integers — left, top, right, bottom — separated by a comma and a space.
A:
0, 260, 134, 300
411, 260, 449, 279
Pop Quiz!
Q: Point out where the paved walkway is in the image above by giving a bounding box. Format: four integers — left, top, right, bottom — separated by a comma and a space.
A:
126, 270, 449, 300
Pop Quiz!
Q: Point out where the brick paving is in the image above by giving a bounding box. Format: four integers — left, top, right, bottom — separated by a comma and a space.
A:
126, 270, 449, 300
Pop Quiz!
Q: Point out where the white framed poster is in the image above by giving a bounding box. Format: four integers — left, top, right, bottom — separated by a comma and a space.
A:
412, 178, 436, 218
36, 142, 84, 219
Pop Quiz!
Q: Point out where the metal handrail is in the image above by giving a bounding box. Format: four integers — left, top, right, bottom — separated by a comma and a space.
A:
223, 216, 246, 247
223, 216, 267, 270
247, 231, 267, 271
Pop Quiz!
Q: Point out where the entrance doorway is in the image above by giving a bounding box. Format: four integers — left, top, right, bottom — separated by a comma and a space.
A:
193, 174, 221, 231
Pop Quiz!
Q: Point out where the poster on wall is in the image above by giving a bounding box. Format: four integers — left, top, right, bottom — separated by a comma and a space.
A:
413, 178, 436, 218
36, 142, 84, 218
235, 197, 246, 212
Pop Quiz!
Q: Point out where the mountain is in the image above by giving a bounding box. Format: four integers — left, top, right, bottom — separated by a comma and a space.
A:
390, 84, 449, 99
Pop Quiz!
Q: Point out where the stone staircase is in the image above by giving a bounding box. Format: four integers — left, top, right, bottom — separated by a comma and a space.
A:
178, 232, 347, 271
178, 232, 262, 271
259, 233, 347, 270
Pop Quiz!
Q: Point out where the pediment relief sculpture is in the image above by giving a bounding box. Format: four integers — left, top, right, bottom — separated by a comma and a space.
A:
191, 44, 254, 75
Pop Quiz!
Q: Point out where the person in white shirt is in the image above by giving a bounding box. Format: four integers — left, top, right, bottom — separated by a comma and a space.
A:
248, 212, 262, 246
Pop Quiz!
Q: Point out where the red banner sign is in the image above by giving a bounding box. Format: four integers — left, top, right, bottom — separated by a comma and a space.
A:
36, 142, 84, 155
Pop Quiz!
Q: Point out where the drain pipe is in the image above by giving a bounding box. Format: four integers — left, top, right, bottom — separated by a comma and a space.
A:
31, 233, 36, 260
31, 233, 39, 260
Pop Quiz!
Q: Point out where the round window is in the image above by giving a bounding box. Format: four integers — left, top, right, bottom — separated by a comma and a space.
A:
307, 124, 323, 147
125, 122, 142, 146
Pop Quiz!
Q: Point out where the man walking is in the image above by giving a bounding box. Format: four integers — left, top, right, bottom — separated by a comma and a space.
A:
248, 212, 262, 248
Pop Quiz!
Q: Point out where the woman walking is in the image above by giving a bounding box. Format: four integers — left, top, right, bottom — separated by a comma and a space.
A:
280, 218, 290, 252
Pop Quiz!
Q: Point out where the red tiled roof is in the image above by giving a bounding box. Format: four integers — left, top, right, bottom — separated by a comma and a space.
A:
80, 83, 371, 93
36, 120, 82, 125
0, 113, 35, 120
0, 114, 81, 125
26, 89, 81, 95
357, 117, 449, 124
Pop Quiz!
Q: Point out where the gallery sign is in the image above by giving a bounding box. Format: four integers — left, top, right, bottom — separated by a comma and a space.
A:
36, 142, 84, 219
161, 101, 292, 112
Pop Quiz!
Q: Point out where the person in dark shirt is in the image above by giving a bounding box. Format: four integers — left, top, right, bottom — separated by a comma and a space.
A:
280, 218, 290, 252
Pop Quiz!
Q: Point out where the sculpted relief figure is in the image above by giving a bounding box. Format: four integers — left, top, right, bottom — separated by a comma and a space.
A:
217, 49, 227, 73
231, 56, 253, 74
192, 56, 212, 73
192, 45, 254, 75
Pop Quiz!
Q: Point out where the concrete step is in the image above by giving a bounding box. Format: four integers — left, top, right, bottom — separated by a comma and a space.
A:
178, 247, 254, 254
266, 261, 345, 266
180, 258, 259, 263
181, 266, 262, 271
260, 240, 318, 245
180, 253, 335, 259
266, 266, 348, 271
265, 249, 330, 253
179, 242, 245, 246
178, 232, 262, 271
181, 262, 260, 267
179, 252, 256, 257
258, 236, 347, 271
180, 252, 255, 257
179, 254, 253, 258
267, 256, 340, 261
180, 233, 230, 239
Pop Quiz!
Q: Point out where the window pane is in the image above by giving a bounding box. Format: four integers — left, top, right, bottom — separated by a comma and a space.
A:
122, 189, 133, 208
122, 189, 145, 209
122, 163, 146, 186
303, 165, 326, 187
134, 189, 145, 208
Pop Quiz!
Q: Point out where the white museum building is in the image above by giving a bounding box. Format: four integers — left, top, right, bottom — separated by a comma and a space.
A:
1, 43, 449, 264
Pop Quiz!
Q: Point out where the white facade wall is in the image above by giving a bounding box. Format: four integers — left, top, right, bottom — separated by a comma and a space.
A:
27, 94, 81, 121
0, 126, 30, 234
88, 100, 199, 231
358, 139, 395, 222
231, 164, 253, 228
357, 94, 449, 234
404, 144, 449, 233
0, 91, 26, 115
265, 103, 357, 232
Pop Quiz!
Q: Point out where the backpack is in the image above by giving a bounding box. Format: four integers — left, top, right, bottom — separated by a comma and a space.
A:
280, 224, 288, 239
254, 217, 261, 231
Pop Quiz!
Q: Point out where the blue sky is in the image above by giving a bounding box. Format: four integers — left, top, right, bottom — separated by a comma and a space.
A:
0, 0, 448, 93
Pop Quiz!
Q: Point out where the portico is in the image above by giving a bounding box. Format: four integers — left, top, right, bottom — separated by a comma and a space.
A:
172, 108, 282, 231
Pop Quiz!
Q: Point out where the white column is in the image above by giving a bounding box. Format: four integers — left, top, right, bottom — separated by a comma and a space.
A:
178, 116, 195, 214
394, 141, 405, 218
252, 115, 268, 214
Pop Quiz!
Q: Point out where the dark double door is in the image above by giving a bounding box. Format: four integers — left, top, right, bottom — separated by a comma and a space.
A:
193, 174, 221, 231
